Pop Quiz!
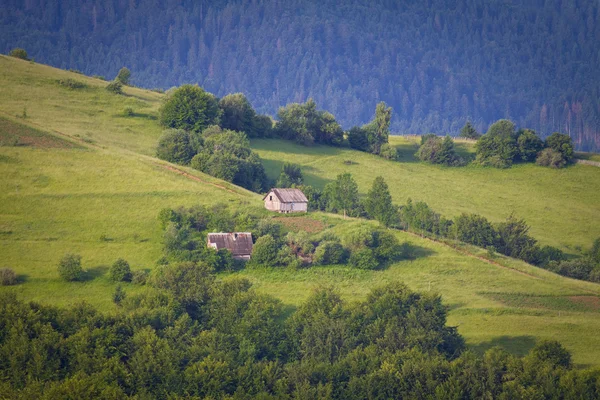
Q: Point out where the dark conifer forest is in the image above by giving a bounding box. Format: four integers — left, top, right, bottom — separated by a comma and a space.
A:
2, 0, 600, 151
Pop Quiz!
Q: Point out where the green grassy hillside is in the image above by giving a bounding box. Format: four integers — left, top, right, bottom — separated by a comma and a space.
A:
252, 137, 600, 253
1, 56, 600, 366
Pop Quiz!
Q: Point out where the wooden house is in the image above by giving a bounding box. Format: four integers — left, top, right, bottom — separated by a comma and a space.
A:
207, 232, 253, 261
263, 188, 308, 213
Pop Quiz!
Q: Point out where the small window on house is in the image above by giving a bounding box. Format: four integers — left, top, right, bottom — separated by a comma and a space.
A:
269, 196, 272, 201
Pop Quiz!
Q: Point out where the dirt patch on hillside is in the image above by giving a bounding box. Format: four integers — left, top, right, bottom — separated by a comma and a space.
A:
0, 116, 79, 149
274, 216, 327, 233
569, 296, 600, 310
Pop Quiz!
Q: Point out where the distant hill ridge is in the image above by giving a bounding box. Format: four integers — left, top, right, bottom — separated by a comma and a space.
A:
1, 0, 600, 151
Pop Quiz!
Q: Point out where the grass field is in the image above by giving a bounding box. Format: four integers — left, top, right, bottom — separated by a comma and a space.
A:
252, 137, 600, 253
1, 56, 600, 366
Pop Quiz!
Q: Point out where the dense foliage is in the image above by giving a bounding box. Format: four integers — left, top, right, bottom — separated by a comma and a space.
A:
1, 274, 599, 398
159, 85, 220, 133
57, 253, 82, 281
475, 120, 574, 168
160, 203, 411, 271
416, 135, 463, 166
274, 99, 343, 146
3, 0, 599, 151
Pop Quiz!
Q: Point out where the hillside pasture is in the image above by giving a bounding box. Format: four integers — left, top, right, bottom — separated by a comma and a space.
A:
252, 138, 600, 253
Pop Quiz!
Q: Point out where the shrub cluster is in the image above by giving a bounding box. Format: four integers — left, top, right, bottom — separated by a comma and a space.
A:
159, 204, 411, 271
157, 126, 268, 192
56, 78, 87, 89
475, 120, 573, 168
415, 135, 464, 166
0, 268, 17, 286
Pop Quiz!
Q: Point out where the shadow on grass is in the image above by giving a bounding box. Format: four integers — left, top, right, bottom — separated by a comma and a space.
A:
81, 265, 109, 281
470, 335, 537, 357
16, 274, 29, 284
118, 112, 157, 120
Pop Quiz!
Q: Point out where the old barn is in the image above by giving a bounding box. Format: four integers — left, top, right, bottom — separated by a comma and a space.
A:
263, 188, 308, 213
207, 232, 253, 260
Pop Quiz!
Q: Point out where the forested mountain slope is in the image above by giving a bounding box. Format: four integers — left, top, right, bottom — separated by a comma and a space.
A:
2, 0, 600, 151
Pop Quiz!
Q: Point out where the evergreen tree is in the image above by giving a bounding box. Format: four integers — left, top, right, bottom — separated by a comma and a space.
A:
364, 176, 396, 226
459, 121, 481, 139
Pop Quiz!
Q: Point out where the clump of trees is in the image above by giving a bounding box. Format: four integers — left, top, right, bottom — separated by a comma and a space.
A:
219, 93, 273, 138
274, 99, 343, 146
475, 120, 574, 168
158, 203, 411, 271
0, 269, 596, 397
156, 86, 272, 192
348, 101, 392, 155
190, 127, 268, 192
416, 135, 464, 166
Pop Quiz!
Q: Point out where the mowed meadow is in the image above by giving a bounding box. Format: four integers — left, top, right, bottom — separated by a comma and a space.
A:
1, 56, 600, 365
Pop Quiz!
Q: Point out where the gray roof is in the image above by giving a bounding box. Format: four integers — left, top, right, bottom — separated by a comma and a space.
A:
263, 188, 308, 203
207, 232, 253, 256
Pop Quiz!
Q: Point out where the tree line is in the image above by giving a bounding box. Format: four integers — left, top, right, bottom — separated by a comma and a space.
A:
3, 0, 600, 151
2, 266, 599, 398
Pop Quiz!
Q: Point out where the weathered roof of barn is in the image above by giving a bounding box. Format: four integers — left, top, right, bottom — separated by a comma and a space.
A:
263, 188, 308, 203
207, 232, 253, 256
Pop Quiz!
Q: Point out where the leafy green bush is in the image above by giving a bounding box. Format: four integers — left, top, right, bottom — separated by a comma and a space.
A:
190, 128, 267, 192
131, 270, 148, 285
57, 78, 87, 89
156, 129, 198, 165
0, 268, 17, 286
379, 143, 398, 160
116, 67, 131, 85
274, 99, 343, 146
276, 162, 303, 187
113, 285, 126, 306
313, 241, 348, 265
123, 107, 134, 116
110, 258, 132, 282
105, 80, 123, 94
250, 235, 280, 268
349, 247, 379, 269
9, 48, 28, 60
416, 136, 463, 166
536, 148, 567, 168
58, 253, 83, 281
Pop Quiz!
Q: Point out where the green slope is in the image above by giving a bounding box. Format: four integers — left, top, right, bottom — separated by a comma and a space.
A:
1, 57, 600, 366
252, 138, 600, 253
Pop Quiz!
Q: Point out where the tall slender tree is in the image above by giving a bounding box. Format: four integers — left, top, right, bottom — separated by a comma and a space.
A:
364, 176, 396, 226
